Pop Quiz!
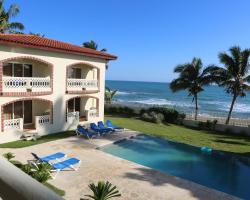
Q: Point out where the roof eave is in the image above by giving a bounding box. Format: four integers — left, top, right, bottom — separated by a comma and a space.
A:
0, 40, 118, 61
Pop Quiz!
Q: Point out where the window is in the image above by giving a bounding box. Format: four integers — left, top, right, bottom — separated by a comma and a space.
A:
68, 67, 81, 79
3, 63, 32, 77
67, 98, 81, 113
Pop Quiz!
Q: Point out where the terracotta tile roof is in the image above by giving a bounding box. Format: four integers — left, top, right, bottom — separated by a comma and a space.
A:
0, 34, 117, 60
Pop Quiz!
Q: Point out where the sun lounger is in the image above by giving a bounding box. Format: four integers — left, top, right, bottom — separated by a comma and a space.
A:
90, 123, 111, 135
31, 152, 67, 164
50, 158, 81, 179
106, 120, 124, 130
76, 125, 98, 139
97, 121, 114, 132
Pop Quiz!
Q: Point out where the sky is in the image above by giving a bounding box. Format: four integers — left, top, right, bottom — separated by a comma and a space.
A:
5, 0, 250, 82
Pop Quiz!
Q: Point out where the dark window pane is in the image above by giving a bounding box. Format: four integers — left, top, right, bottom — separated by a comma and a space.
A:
4, 104, 13, 120
14, 101, 23, 119
69, 68, 81, 78
3, 63, 13, 76
68, 99, 74, 112
23, 64, 32, 77
75, 98, 81, 112
24, 100, 32, 124
75, 68, 81, 78
14, 63, 23, 77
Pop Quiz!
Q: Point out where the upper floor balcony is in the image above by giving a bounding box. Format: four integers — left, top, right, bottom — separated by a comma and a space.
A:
66, 63, 99, 94
1, 57, 53, 96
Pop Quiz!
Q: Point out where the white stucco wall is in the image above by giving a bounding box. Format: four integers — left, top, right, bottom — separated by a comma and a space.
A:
0, 45, 108, 143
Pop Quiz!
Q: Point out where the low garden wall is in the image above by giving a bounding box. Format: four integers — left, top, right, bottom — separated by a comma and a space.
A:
183, 119, 250, 136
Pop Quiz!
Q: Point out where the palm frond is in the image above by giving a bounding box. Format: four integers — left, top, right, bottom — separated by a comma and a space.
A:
7, 4, 19, 17
239, 49, 250, 76
8, 22, 24, 30
218, 52, 236, 75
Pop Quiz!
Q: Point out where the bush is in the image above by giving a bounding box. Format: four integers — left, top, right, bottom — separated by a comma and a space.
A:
140, 107, 181, 123
198, 120, 218, 130
105, 105, 136, 116
105, 105, 182, 124
141, 111, 165, 124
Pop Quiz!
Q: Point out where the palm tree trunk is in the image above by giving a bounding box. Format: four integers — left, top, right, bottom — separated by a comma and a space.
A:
226, 93, 237, 124
194, 94, 198, 120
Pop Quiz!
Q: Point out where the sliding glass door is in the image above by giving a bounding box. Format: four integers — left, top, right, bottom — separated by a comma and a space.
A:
3, 100, 32, 124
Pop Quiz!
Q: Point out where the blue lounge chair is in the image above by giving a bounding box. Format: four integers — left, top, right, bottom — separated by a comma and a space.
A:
97, 121, 114, 132
50, 158, 81, 179
106, 120, 124, 130
31, 152, 67, 164
76, 125, 98, 139
90, 123, 111, 135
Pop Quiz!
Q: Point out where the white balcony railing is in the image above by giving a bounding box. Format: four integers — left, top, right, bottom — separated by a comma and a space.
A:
86, 109, 99, 120
4, 118, 23, 131
67, 111, 79, 123
35, 115, 50, 128
67, 79, 98, 89
2, 77, 51, 92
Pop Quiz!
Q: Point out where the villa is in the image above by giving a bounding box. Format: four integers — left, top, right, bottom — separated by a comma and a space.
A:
0, 34, 117, 143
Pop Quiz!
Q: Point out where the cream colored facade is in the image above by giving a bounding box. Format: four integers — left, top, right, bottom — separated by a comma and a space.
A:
0, 45, 110, 143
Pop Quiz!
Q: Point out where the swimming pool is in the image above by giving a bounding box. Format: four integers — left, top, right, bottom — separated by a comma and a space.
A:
101, 134, 250, 199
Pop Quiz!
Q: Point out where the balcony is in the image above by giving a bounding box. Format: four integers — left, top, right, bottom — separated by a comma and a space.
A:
3, 77, 51, 93
66, 97, 99, 125
67, 79, 98, 91
2, 99, 52, 133
66, 63, 99, 94
2, 58, 53, 95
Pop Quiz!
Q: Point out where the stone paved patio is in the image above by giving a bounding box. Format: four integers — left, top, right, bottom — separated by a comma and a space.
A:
0, 130, 240, 200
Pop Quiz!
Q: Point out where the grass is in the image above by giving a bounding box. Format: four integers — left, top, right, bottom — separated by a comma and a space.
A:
105, 115, 250, 155
0, 131, 74, 148
1, 115, 250, 155
44, 182, 65, 196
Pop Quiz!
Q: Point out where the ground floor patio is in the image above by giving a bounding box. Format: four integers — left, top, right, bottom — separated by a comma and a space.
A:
0, 131, 239, 200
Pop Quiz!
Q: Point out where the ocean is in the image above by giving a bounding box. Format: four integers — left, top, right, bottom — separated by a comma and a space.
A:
106, 80, 250, 119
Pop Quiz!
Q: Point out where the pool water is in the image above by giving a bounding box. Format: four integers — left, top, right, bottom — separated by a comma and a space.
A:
101, 134, 250, 199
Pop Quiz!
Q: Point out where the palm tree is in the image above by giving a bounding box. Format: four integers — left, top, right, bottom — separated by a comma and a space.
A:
205, 46, 250, 124
82, 181, 121, 200
170, 58, 212, 120
83, 40, 107, 52
0, 0, 24, 33
105, 87, 117, 104
83, 40, 108, 69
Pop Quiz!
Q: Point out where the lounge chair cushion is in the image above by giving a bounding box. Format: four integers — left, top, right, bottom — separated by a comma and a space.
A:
52, 158, 80, 170
32, 152, 66, 162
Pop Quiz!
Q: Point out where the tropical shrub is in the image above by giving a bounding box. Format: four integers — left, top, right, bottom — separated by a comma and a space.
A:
105, 87, 118, 104
82, 181, 121, 200
141, 112, 164, 124
198, 120, 217, 130
140, 107, 182, 123
2, 153, 51, 183
3, 152, 15, 160
105, 105, 136, 116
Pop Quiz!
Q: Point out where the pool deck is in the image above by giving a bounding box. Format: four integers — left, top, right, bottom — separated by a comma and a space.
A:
0, 130, 241, 200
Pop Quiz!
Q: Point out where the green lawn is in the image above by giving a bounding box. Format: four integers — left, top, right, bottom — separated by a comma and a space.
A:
106, 115, 250, 155
1, 116, 250, 155
0, 131, 74, 148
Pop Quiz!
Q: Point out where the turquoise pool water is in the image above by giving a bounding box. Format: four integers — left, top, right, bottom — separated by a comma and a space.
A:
101, 134, 250, 199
